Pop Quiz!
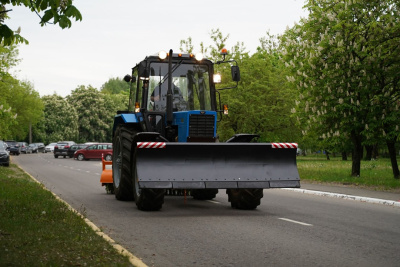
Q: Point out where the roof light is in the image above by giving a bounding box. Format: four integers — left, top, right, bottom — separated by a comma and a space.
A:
221, 48, 228, 55
158, 50, 168, 60
195, 52, 203, 61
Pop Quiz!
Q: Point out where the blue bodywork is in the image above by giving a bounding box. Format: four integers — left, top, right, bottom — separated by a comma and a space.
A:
173, 111, 217, 142
113, 111, 217, 142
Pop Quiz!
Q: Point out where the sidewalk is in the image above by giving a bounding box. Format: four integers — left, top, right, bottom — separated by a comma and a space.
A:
298, 181, 400, 202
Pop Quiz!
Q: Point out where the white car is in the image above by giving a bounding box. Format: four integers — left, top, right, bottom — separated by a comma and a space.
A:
44, 143, 57, 153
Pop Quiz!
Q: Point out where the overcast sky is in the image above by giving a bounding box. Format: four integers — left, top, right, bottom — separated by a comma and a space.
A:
6, 0, 308, 97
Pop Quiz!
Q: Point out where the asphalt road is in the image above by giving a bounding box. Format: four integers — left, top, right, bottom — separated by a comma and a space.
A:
12, 153, 400, 267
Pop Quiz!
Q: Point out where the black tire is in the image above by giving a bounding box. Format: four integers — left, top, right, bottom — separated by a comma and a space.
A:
77, 154, 85, 161
227, 189, 263, 210
192, 189, 219, 200
105, 154, 112, 161
113, 125, 135, 201
54, 155, 58, 158
132, 148, 165, 211
63, 155, 66, 158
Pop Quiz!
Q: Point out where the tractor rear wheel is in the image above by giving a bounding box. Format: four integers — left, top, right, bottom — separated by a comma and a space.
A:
113, 125, 135, 201
227, 189, 263, 210
192, 189, 218, 200
132, 148, 165, 211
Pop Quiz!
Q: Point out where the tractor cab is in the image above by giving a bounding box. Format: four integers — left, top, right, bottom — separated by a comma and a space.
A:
123, 50, 239, 142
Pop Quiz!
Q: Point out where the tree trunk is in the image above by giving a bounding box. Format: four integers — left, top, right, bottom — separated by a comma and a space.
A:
372, 144, 379, 159
351, 131, 363, 177
341, 152, 347, 161
386, 139, 400, 179
365, 145, 373, 160
29, 121, 32, 144
325, 151, 330, 160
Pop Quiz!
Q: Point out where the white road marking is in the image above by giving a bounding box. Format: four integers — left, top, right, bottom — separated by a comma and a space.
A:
278, 217, 313, 226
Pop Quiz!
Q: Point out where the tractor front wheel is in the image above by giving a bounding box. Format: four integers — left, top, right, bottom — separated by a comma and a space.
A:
112, 125, 135, 201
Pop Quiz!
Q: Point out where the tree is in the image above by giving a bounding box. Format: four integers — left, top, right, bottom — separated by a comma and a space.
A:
41, 94, 78, 143
67, 85, 127, 143
0, 99, 17, 139
281, 0, 400, 177
1, 0, 82, 45
0, 76, 43, 140
102, 93, 128, 141
100, 77, 130, 95
0, 43, 19, 77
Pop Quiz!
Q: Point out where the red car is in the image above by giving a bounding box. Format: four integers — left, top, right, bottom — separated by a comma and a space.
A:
74, 143, 112, 161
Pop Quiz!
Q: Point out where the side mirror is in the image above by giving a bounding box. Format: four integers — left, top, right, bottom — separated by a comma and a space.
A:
123, 74, 136, 83
231, 66, 240, 82
124, 74, 132, 82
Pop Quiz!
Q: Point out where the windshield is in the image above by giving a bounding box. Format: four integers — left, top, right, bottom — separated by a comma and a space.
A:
147, 62, 211, 112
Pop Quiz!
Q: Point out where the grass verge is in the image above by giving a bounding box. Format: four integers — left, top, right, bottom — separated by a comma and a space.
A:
0, 164, 134, 267
298, 155, 400, 191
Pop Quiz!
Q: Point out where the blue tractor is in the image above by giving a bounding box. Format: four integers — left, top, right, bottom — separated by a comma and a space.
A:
110, 49, 300, 211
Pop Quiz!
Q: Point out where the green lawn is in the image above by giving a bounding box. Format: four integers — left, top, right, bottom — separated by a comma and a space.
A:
297, 155, 400, 190
0, 164, 134, 267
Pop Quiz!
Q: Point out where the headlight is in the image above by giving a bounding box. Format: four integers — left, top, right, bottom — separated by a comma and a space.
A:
213, 73, 222, 83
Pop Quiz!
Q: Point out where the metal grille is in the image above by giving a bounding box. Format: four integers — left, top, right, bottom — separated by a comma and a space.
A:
189, 114, 215, 137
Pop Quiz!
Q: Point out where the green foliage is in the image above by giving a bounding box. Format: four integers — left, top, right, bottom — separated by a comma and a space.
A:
0, 76, 43, 140
40, 94, 78, 143
0, 44, 19, 78
0, 99, 16, 139
1, 0, 82, 45
100, 77, 129, 95
67, 85, 127, 143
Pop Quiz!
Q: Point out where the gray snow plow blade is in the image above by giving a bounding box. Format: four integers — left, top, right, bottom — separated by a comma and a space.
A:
135, 142, 300, 189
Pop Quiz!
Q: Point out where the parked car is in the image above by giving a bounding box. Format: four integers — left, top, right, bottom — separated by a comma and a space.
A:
5, 140, 20, 155
74, 143, 112, 161
19, 142, 32, 154
45, 143, 57, 153
54, 141, 76, 158
29, 143, 39, 153
67, 144, 88, 158
34, 142, 45, 153
0, 141, 10, 167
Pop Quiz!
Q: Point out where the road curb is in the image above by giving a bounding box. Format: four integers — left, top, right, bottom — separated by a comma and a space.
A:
17, 164, 148, 267
282, 188, 400, 207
